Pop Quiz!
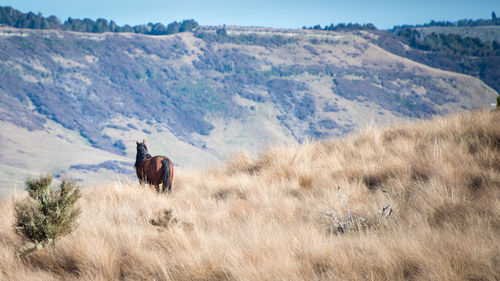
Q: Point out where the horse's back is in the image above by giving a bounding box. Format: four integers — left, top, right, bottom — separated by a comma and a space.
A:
145, 156, 171, 185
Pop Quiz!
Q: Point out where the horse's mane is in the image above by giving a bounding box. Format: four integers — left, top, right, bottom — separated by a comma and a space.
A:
134, 145, 151, 167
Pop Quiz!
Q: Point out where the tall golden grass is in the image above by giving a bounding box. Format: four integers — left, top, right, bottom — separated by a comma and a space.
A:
1, 110, 499, 280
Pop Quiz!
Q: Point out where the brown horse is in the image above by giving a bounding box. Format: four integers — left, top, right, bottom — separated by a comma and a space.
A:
134, 140, 173, 193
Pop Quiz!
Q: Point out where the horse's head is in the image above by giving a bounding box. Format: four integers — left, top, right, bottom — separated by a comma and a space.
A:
135, 140, 150, 167
136, 139, 148, 153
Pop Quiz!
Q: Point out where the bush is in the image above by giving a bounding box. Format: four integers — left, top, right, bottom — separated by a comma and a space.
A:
149, 209, 179, 229
14, 175, 81, 251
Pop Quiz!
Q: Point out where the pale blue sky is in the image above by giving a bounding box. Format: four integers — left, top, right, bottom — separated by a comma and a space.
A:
2, 0, 499, 30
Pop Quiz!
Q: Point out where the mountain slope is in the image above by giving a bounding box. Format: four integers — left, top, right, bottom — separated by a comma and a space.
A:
414, 25, 500, 43
0, 26, 497, 190
1, 110, 499, 280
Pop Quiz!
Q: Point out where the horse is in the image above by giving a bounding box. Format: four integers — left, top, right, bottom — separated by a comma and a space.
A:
134, 140, 173, 193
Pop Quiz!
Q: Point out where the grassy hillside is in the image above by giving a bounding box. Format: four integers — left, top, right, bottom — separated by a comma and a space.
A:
379, 25, 500, 94
1, 110, 499, 280
1, 26, 497, 190
414, 25, 500, 43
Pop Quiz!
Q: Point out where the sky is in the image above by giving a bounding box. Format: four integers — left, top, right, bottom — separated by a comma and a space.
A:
1, 0, 500, 30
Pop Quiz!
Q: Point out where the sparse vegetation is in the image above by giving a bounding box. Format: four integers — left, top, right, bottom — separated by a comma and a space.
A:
1, 110, 499, 280
318, 186, 395, 235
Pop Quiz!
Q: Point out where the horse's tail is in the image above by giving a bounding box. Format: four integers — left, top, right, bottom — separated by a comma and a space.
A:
161, 158, 173, 193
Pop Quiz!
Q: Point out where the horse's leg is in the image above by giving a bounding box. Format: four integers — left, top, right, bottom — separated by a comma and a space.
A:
154, 184, 160, 193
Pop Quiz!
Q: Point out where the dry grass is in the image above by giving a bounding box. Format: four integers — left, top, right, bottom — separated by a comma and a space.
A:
1, 110, 500, 280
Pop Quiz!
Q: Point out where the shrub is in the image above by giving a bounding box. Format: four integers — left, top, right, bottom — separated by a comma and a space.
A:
150, 209, 179, 229
14, 175, 81, 251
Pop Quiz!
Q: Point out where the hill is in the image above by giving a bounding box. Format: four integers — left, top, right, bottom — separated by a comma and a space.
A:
413, 25, 500, 43
0, 25, 497, 191
1, 110, 499, 280
385, 22, 500, 94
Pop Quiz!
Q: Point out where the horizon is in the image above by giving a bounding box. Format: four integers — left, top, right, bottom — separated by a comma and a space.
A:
1, 0, 499, 30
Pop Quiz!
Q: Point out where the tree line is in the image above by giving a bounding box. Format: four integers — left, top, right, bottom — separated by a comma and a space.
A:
303, 22, 377, 31
397, 28, 500, 57
392, 11, 500, 31
304, 12, 500, 33
0, 6, 198, 35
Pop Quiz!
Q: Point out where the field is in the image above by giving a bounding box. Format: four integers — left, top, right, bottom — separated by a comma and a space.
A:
1, 110, 499, 280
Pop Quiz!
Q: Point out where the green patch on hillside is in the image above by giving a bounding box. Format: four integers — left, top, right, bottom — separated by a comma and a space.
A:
174, 80, 225, 112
